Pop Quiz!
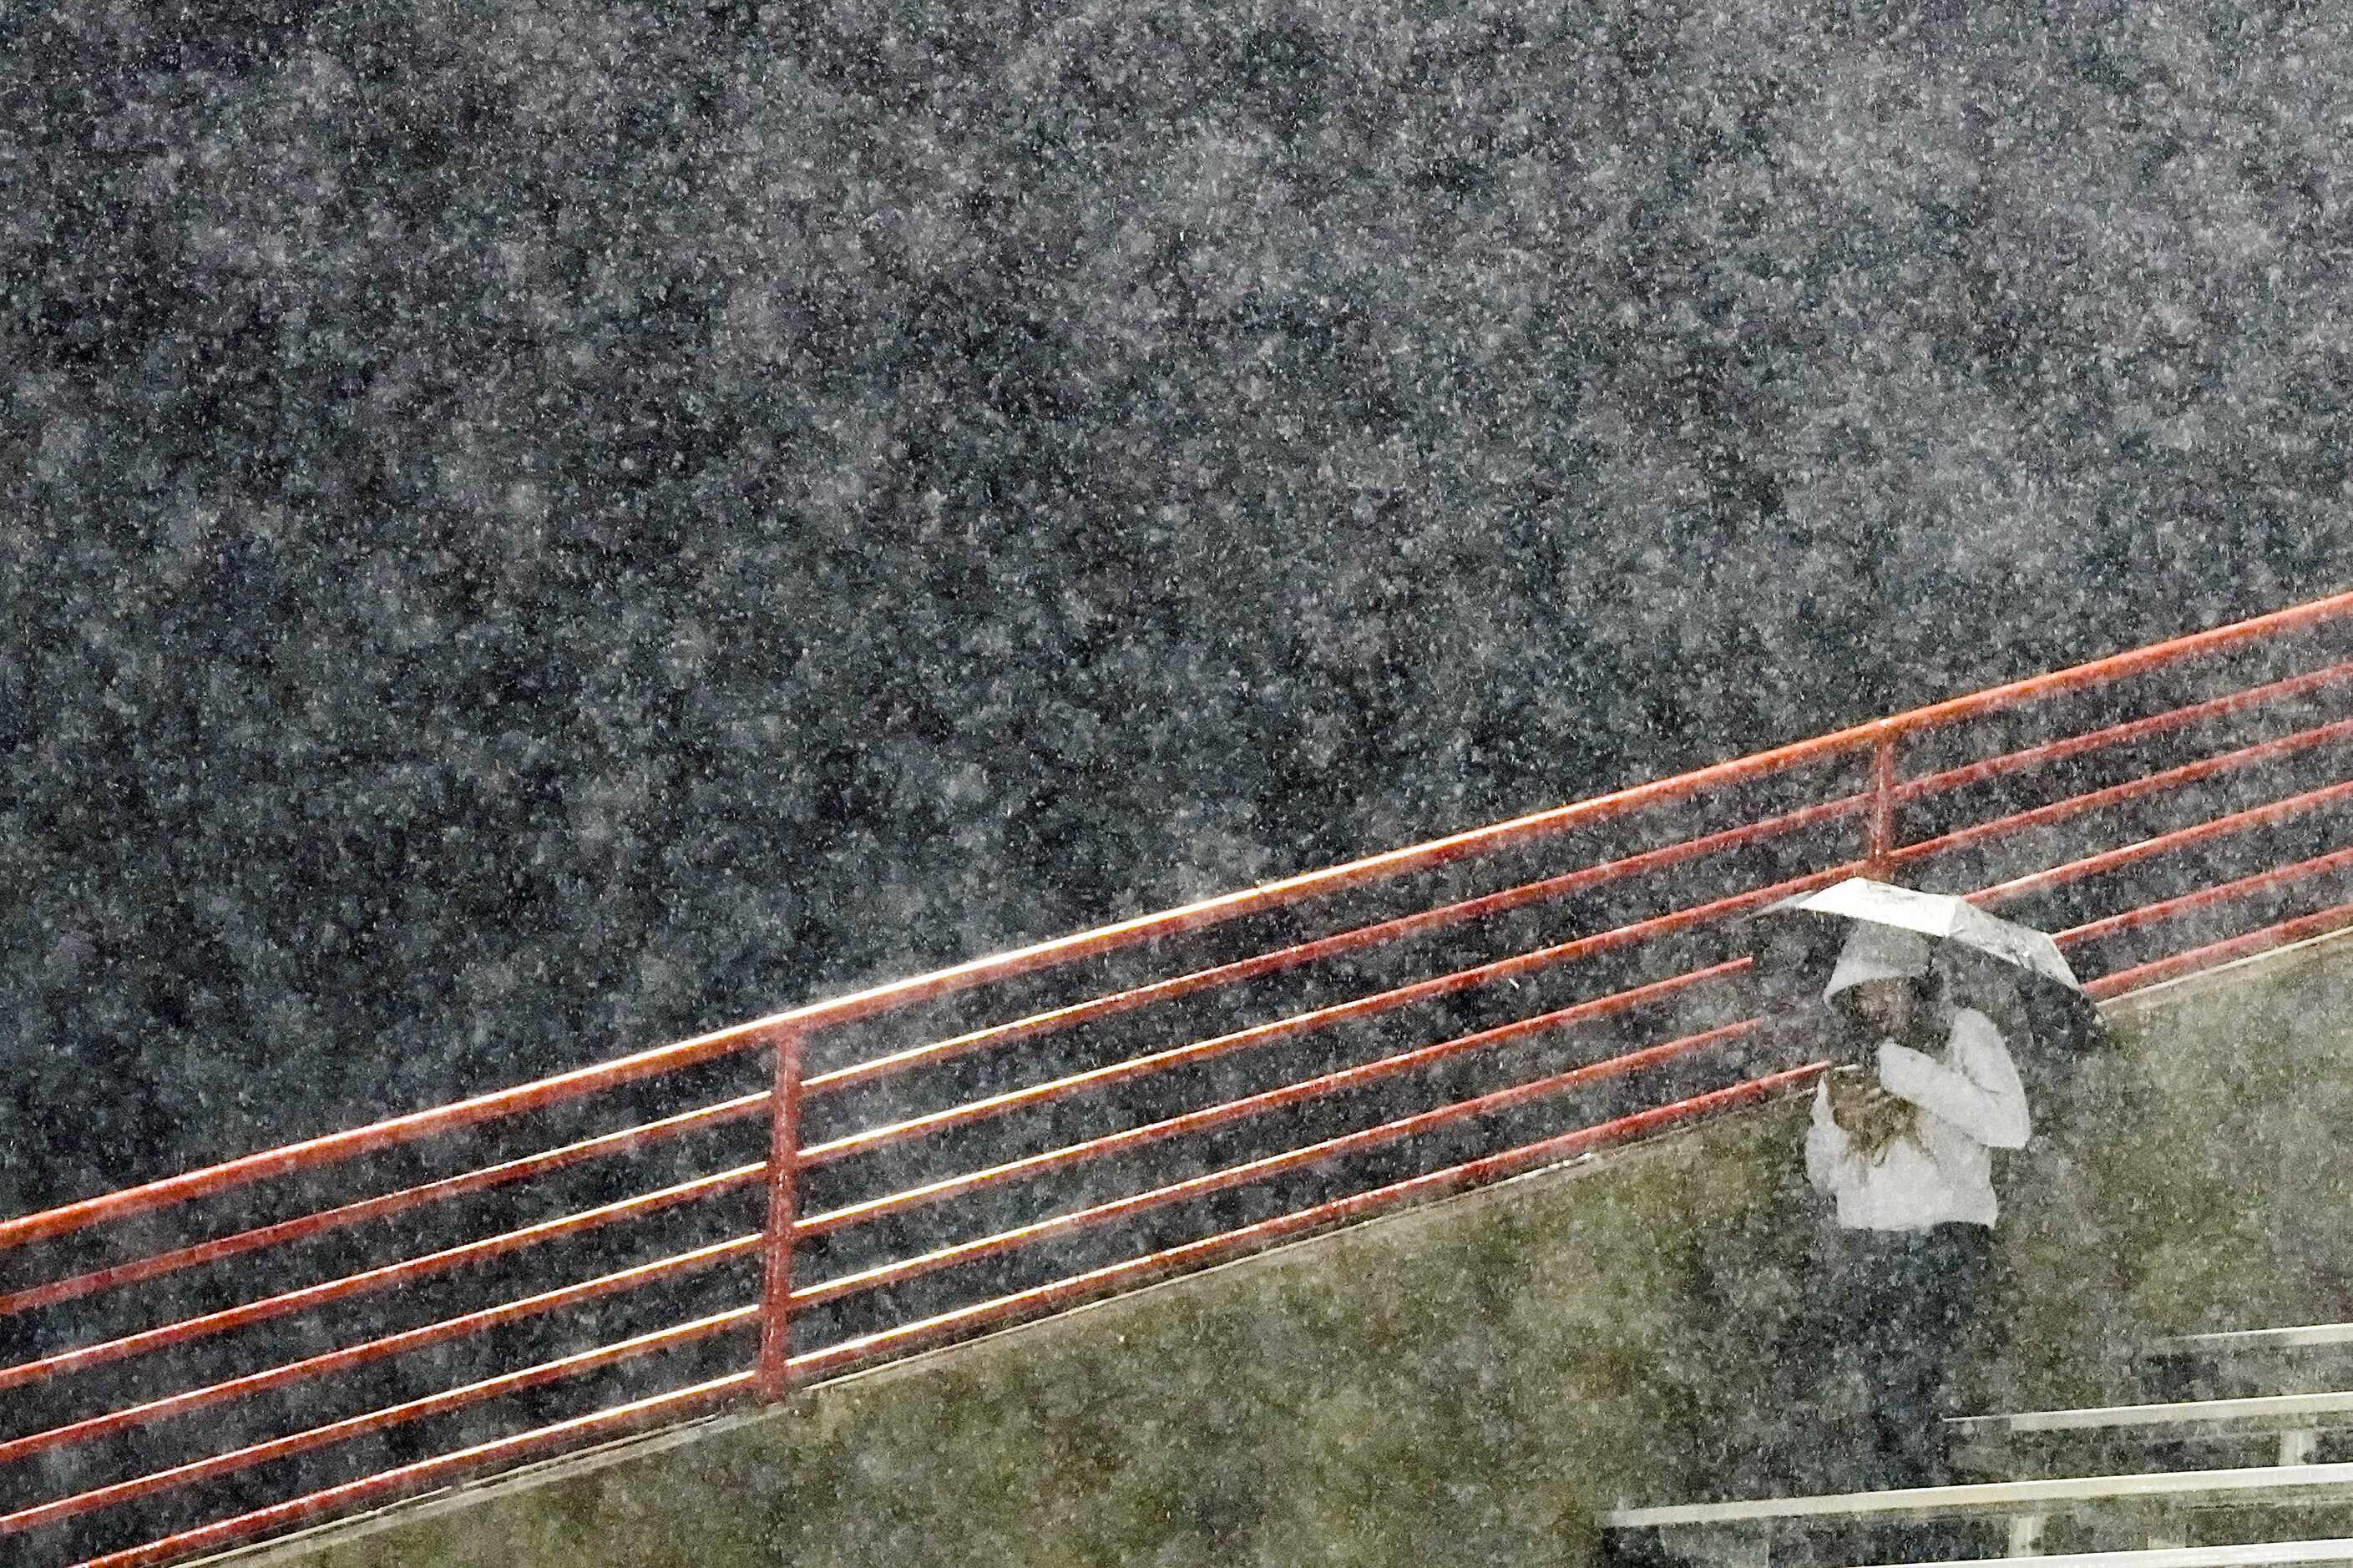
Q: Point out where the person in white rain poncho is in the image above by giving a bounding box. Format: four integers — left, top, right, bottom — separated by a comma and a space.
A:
1804, 920, 2031, 1490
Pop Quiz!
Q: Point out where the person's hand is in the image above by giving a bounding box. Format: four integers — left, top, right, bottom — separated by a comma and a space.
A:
1825, 1065, 1885, 1131
1826, 1065, 1916, 1156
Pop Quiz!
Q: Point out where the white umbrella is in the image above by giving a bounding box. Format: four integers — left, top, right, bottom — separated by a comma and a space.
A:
1754, 877, 2104, 1056
1763, 878, 2082, 990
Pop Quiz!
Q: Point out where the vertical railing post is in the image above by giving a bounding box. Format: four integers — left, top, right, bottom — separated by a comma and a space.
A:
1865, 731, 1898, 875
755, 1022, 806, 1405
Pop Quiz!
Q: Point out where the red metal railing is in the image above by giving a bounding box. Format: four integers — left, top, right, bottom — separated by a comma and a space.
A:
7, 591, 2353, 1565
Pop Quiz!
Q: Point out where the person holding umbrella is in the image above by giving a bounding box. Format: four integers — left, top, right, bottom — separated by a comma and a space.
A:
1804, 914, 2032, 1492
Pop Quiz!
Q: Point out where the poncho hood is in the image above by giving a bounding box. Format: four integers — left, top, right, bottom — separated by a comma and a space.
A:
1822, 921, 1933, 1002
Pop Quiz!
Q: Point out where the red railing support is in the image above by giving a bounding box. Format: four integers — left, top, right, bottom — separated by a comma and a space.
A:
1866, 731, 1898, 872
756, 1024, 807, 1405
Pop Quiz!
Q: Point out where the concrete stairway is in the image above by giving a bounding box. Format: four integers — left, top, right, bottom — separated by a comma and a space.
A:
1602, 1326, 2353, 1565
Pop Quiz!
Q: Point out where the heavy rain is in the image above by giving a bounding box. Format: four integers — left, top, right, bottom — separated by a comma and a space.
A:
6, 1, 2353, 1563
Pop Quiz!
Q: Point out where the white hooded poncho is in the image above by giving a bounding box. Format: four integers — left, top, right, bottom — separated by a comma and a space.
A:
1804, 923, 2032, 1230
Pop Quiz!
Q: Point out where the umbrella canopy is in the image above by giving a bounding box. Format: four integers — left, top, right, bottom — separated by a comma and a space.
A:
1763, 878, 2082, 991
1752, 877, 2106, 1058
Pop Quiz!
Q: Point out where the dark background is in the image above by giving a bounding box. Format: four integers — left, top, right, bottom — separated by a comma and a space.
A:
5, 0, 2350, 1213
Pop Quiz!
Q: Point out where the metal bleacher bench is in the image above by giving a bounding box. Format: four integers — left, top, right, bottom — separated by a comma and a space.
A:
1850, 1541, 2353, 1565
1605, 1464, 2353, 1562
2148, 1328, 2353, 1359
2141, 1328, 2353, 1400
1948, 1390, 2353, 1470
1604, 1324, 2353, 1564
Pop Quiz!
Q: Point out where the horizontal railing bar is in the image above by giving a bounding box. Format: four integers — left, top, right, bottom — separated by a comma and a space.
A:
0, 1304, 757, 1535
13, 593, 2342, 1261
0, 1091, 770, 1320
0, 1233, 762, 1469
788, 1065, 1819, 1381
797, 960, 1752, 1238
1972, 777, 2353, 909
1893, 659, 2353, 808
806, 794, 1865, 1097
2057, 842, 2353, 948
1889, 715, 2353, 870
758, 595, 2353, 1043
1860, 591, 2353, 734
798, 866, 1856, 1170
83, 1370, 755, 1568
0, 1162, 764, 1396
2084, 899, 2353, 999
0, 1027, 785, 1256
794, 1015, 1760, 1312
